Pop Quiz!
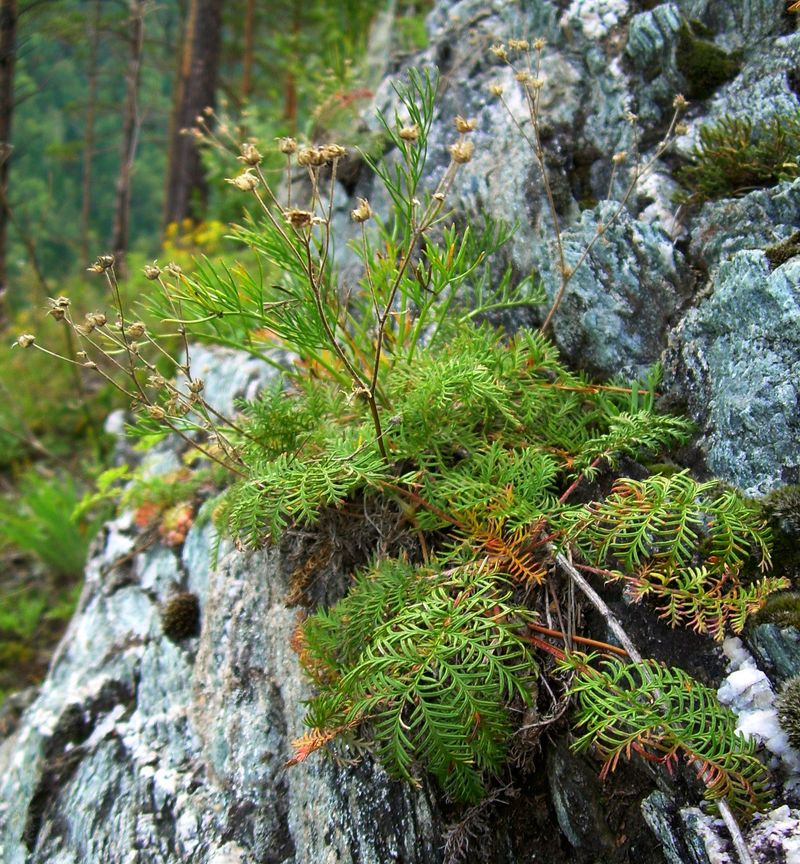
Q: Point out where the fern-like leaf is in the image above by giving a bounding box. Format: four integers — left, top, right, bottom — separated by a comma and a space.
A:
298, 563, 537, 802
563, 655, 769, 816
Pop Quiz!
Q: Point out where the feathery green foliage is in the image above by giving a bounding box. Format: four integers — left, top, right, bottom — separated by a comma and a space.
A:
299, 558, 537, 802
563, 654, 769, 816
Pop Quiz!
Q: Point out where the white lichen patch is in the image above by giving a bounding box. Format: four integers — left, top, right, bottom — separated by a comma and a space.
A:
561, 0, 629, 40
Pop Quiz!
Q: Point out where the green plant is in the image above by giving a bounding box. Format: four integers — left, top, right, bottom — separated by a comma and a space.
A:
676, 111, 800, 205
25, 53, 785, 834
675, 21, 741, 102
563, 654, 768, 816
0, 468, 108, 580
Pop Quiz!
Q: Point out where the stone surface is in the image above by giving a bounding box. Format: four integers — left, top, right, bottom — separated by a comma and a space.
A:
0, 521, 445, 864
662, 252, 800, 493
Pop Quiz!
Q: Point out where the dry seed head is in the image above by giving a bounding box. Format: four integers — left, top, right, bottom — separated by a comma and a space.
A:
148, 405, 166, 420
189, 378, 205, 394
351, 197, 372, 223
611, 151, 627, 165
675, 123, 689, 136
449, 139, 475, 164
238, 142, 262, 166
533, 38, 546, 51
454, 116, 477, 134
673, 93, 689, 111
399, 124, 420, 142
490, 43, 509, 62
515, 70, 534, 85
15, 333, 35, 348
278, 136, 297, 155
90, 311, 107, 327
320, 143, 346, 162
80, 316, 96, 334
88, 254, 114, 273
226, 170, 260, 192
148, 373, 167, 389
164, 262, 183, 277
127, 321, 146, 339
76, 351, 88, 361
508, 39, 530, 51
47, 296, 70, 320
143, 263, 161, 280
285, 208, 315, 228
83, 360, 97, 369
489, 83, 504, 97
297, 147, 326, 168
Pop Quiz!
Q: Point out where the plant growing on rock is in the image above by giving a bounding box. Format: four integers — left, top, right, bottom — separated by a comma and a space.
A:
19, 56, 785, 848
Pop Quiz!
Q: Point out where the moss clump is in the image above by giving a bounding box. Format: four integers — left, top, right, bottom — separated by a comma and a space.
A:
776, 676, 800, 750
675, 22, 741, 101
676, 112, 800, 205
763, 484, 800, 536
764, 231, 800, 270
160, 592, 200, 642
753, 591, 800, 630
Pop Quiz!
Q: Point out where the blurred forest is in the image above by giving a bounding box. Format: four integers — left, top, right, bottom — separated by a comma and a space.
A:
0, 0, 430, 706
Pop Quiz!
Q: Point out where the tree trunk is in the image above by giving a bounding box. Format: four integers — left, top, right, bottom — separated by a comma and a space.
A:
79, 0, 101, 268
242, 0, 255, 101
0, 0, 18, 328
110, 0, 145, 278
162, 0, 222, 229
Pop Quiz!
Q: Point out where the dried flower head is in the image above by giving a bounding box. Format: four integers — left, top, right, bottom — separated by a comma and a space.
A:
15, 333, 35, 348
164, 262, 183, 277
143, 264, 161, 280
89, 311, 107, 327
148, 373, 167, 389
489, 83, 504, 97
76, 351, 88, 361
297, 147, 326, 168
449, 140, 475, 164
611, 151, 627, 165
673, 93, 689, 111
47, 296, 70, 320
533, 37, 546, 51
80, 316, 96, 335
238, 142, 262, 166
147, 405, 166, 420
320, 143, 346, 162
285, 208, 315, 229
351, 198, 373, 223
226, 171, 260, 192
490, 43, 509, 62
454, 116, 477, 134
88, 255, 114, 273
189, 378, 205, 394
278, 136, 297, 155
127, 322, 146, 339
675, 123, 689, 136
508, 39, 530, 51
399, 125, 420, 142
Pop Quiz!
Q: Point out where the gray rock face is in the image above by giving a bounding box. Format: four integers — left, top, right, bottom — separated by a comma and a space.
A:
662, 252, 800, 493
0, 520, 443, 864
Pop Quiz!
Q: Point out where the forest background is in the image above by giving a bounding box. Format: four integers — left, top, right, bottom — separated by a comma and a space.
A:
0, 0, 428, 705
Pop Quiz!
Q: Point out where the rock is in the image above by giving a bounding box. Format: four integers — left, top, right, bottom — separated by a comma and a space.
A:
747, 625, 800, 684
662, 252, 800, 494
0, 524, 445, 864
690, 178, 800, 275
